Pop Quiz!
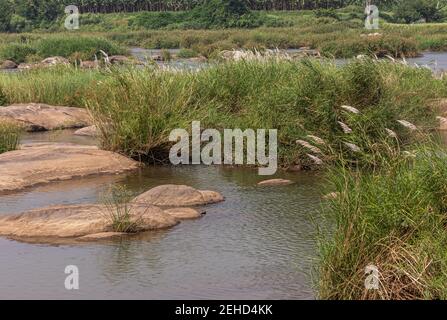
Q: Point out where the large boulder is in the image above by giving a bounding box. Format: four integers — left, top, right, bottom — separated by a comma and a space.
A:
0, 60, 18, 69
0, 103, 91, 131
0, 143, 139, 193
0, 204, 178, 240
132, 184, 224, 207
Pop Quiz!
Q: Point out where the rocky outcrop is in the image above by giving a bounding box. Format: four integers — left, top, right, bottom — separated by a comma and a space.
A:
0, 143, 139, 193
0, 103, 91, 131
0, 204, 178, 240
0, 60, 18, 69
257, 179, 294, 186
74, 125, 98, 137
132, 184, 224, 207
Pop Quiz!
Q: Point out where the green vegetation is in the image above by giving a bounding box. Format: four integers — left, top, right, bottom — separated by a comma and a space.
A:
1, 59, 443, 168
0, 67, 105, 106
0, 36, 125, 63
102, 185, 139, 233
319, 140, 447, 299
0, 121, 21, 154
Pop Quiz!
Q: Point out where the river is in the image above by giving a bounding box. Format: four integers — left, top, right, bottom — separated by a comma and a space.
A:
0, 131, 322, 299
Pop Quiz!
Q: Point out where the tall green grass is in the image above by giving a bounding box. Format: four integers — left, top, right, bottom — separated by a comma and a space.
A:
84, 59, 443, 167
0, 121, 21, 154
318, 140, 447, 299
0, 58, 444, 167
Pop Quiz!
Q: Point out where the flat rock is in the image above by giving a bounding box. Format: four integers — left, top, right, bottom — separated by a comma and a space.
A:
0, 143, 139, 193
132, 184, 224, 207
164, 208, 205, 220
257, 179, 294, 186
0, 204, 178, 240
74, 125, 98, 137
0, 103, 91, 132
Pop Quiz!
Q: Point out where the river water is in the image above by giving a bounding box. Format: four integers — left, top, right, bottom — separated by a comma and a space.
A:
0, 131, 322, 299
130, 48, 447, 74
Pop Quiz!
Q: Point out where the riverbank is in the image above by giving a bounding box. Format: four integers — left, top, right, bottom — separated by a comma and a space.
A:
1, 58, 445, 169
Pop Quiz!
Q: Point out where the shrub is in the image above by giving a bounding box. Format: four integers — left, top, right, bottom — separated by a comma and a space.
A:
0, 121, 21, 154
177, 48, 198, 59
36, 36, 125, 60
0, 43, 36, 63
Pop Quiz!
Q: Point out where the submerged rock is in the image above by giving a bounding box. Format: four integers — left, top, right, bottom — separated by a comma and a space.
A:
0, 60, 18, 69
133, 184, 224, 207
74, 125, 98, 137
257, 179, 294, 186
0, 204, 178, 240
0, 103, 91, 132
164, 208, 205, 220
0, 143, 139, 193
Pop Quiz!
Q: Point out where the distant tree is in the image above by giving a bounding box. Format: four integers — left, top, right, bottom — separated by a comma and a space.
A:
395, 0, 445, 23
0, 0, 13, 32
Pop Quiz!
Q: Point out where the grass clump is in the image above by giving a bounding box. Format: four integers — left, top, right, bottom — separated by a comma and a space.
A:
318, 141, 447, 299
0, 43, 36, 63
35, 36, 125, 61
177, 48, 199, 58
102, 185, 139, 233
0, 121, 21, 154
82, 58, 443, 167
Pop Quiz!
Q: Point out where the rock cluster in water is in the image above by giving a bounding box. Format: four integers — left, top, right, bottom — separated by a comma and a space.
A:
0, 185, 222, 243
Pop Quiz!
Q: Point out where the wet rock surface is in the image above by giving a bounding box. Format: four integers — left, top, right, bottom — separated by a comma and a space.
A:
133, 184, 224, 207
0, 103, 91, 132
0, 143, 139, 193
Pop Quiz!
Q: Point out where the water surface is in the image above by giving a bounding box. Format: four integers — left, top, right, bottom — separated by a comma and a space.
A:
0, 139, 322, 299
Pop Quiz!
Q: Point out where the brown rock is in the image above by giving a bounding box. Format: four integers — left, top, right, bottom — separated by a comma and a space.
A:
0, 204, 178, 240
0, 143, 139, 193
41, 56, 70, 66
1, 60, 17, 69
257, 179, 294, 186
164, 208, 205, 220
0, 103, 91, 131
74, 125, 98, 137
132, 184, 224, 207
17, 63, 39, 70
109, 55, 130, 64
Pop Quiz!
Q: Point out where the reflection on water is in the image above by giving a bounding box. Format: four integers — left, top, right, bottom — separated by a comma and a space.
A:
0, 165, 322, 299
20, 129, 98, 146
